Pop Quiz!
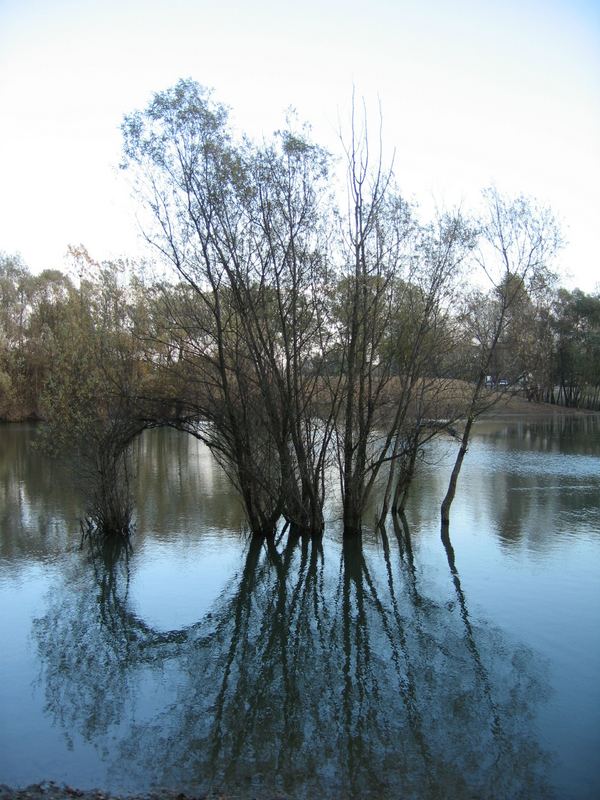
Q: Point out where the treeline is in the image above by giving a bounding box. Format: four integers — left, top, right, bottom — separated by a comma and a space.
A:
3, 253, 598, 424
536, 288, 600, 410
1, 80, 598, 538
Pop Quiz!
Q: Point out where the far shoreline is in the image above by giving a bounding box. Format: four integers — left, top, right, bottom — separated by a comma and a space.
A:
1, 395, 599, 428
478, 393, 599, 419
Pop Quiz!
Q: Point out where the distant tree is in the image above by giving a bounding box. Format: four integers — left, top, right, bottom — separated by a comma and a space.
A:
0, 255, 75, 419
0, 253, 31, 418
550, 288, 600, 409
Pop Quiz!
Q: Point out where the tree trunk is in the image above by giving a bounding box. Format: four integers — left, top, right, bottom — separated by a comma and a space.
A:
391, 444, 419, 516
343, 481, 363, 538
440, 415, 474, 526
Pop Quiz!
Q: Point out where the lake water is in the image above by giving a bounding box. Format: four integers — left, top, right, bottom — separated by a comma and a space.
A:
1, 418, 599, 799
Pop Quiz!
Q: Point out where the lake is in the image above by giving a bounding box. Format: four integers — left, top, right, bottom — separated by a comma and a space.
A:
1, 417, 599, 799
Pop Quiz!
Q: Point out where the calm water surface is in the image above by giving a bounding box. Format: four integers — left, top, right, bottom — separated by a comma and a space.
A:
1, 418, 599, 799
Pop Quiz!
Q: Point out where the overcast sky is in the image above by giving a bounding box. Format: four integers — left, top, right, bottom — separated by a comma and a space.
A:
1, 0, 598, 290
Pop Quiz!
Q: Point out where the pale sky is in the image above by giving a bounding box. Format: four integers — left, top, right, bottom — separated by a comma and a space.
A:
1, 0, 599, 290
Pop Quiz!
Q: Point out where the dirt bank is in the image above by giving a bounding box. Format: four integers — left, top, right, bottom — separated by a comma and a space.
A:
0, 784, 271, 800
481, 392, 598, 418
0, 786, 179, 800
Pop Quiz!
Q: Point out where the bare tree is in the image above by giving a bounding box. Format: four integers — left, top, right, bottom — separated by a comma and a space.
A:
334, 110, 472, 535
440, 188, 561, 526
377, 213, 475, 521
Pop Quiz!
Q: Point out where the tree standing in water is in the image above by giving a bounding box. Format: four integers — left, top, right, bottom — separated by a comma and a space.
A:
119, 81, 563, 537
440, 188, 561, 527
121, 80, 338, 536
40, 248, 147, 538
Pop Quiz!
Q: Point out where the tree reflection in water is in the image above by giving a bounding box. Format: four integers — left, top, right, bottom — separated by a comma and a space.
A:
33, 528, 553, 799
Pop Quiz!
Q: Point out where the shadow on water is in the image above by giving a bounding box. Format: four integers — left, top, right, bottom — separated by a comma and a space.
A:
32, 522, 554, 800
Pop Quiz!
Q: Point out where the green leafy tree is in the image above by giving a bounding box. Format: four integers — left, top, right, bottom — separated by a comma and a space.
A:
122, 80, 337, 536
40, 249, 146, 538
550, 288, 600, 409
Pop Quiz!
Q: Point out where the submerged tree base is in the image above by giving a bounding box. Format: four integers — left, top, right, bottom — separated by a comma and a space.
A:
80, 514, 135, 546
